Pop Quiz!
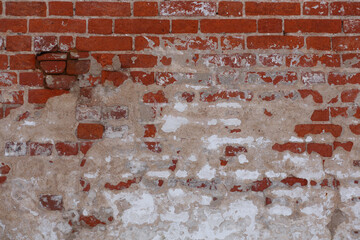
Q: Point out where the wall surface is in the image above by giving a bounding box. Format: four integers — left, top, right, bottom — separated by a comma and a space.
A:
0, 0, 360, 239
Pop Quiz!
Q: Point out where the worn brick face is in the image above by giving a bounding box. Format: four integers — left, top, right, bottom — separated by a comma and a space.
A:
1, 1, 360, 239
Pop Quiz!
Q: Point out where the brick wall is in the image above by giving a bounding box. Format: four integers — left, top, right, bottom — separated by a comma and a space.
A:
1, 0, 360, 239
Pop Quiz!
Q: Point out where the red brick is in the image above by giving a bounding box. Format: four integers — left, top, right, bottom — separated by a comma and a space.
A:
66, 60, 90, 75
246, 2, 300, 15
59, 36, 74, 51
135, 36, 160, 51
218, 2, 243, 16
342, 54, 360, 68
144, 124, 156, 138
0, 91, 24, 104
6, 35, 31, 52
330, 2, 360, 16
295, 124, 342, 138
200, 90, 253, 102
39, 195, 63, 211
0, 55, 8, 70
131, 72, 155, 86
6, 1, 46, 16
10, 54, 35, 70
311, 109, 330, 121
258, 19, 282, 33
298, 89, 323, 103
0, 72, 17, 87
307, 143, 333, 157
40, 61, 66, 74
29, 142, 53, 156
225, 146, 247, 156
341, 89, 360, 102
115, 19, 170, 34
172, 20, 198, 33
37, 53, 67, 61
28, 89, 69, 104
306, 37, 331, 51
333, 37, 360, 51
88, 19, 112, 34
134, 2, 158, 16
343, 20, 360, 33
328, 73, 360, 85
285, 19, 341, 33
303, 2, 328, 15
220, 36, 245, 50
77, 123, 104, 140
49, 1, 73, 16
350, 124, 360, 135
246, 72, 297, 85
0, 19, 27, 33
272, 142, 306, 154
247, 36, 304, 49
46, 75, 77, 90
118, 54, 158, 68
287, 54, 340, 68
330, 107, 348, 118
160, 1, 216, 16
101, 71, 128, 87
34, 36, 58, 52
201, 19, 256, 33
29, 19, 86, 33
281, 177, 308, 186
77, 37, 132, 51
76, 2, 130, 16
19, 72, 43, 87
334, 141, 353, 152
143, 90, 168, 103
55, 142, 78, 156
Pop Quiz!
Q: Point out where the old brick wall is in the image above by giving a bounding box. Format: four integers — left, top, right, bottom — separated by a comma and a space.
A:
0, 0, 360, 239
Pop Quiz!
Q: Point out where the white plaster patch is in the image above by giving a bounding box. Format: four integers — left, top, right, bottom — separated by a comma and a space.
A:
146, 171, 171, 178
174, 102, 187, 112
268, 205, 293, 216
235, 170, 260, 181
197, 164, 216, 180
220, 118, 241, 126
238, 154, 248, 164
161, 115, 189, 132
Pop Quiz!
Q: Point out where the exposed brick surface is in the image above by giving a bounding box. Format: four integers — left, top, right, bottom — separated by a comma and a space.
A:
1, 1, 360, 239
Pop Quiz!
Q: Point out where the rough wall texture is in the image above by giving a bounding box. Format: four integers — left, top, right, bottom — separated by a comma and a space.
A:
1, 0, 360, 239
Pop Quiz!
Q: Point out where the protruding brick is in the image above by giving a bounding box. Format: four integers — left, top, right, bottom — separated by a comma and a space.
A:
34, 36, 58, 52
40, 61, 66, 74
